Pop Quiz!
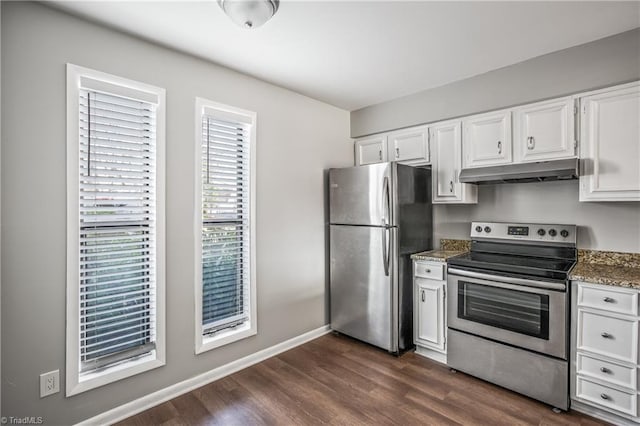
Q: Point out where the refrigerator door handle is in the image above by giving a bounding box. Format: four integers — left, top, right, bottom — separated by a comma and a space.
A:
382, 227, 390, 276
382, 176, 390, 226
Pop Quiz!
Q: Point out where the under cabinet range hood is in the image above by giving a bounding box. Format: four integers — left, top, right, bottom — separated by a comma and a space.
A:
458, 158, 579, 185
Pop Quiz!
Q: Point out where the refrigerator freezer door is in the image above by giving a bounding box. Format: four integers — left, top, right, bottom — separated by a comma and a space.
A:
330, 224, 396, 351
329, 163, 392, 226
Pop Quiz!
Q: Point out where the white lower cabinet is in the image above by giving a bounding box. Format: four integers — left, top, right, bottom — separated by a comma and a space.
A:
572, 281, 640, 424
577, 352, 636, 389
577, 310, 637, 364
416, 280, 444, 349
576, 377, 637, 417
414, 259, 446, 363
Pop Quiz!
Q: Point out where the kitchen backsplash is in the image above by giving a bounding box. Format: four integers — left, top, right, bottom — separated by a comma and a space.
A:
440, 239, 471, 251
432, 180, 640, 254
578, 249, 640, 268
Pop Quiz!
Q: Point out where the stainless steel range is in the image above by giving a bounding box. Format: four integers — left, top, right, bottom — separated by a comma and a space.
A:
446, 221, 577, 410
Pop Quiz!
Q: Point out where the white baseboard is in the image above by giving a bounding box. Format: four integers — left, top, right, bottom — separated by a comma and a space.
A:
415, 345, 447, 365
77, 325, 331, 426
571, 399, 638, 425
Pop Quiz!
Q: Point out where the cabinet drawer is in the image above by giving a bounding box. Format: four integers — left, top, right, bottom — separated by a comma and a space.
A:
577, 352, 636, 389
576, 376, 637, 416
414, 262, 444, 280
578, 310, 638, 363
578, 284, 638, 316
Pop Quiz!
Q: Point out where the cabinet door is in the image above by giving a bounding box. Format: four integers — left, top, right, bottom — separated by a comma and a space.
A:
463, 109, 512, 168
355, 135, 387, 166
580, 83, 640, 202
431, 121, 477, 204
514, 97, 576, 163
415, 278, 445, 351
387, 126, 429, 165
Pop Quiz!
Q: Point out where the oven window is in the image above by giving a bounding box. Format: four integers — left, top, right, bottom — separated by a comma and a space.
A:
458, 281, 549, 340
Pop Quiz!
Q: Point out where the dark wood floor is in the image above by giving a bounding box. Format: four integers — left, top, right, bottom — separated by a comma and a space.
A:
117, 333, 608, 426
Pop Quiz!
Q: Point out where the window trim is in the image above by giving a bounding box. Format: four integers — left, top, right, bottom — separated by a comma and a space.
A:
66, 64, 166, 396
194, 97, 257, 354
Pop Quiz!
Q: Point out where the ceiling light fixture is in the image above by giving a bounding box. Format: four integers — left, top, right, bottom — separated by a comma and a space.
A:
217, 0, 280, 29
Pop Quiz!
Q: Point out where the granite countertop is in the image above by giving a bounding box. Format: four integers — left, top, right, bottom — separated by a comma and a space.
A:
570, 263, 640, 289
569, 249, 640, 289
411, 249, 466, 262
408, 241, 640, 288
411, 239, 470, 262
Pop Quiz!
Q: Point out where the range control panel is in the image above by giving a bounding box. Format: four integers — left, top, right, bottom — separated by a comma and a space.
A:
470, 222, 577, 244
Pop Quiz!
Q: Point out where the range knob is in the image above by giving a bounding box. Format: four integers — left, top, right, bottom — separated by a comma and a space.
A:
537, 229, 546, 236
475, 226, 483, 233
484, 226, 492, 233
560, 229, 569, 238
548, 229, 557, 237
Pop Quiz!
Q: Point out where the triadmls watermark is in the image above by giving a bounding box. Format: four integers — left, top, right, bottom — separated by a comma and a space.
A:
1, 417, 44, 425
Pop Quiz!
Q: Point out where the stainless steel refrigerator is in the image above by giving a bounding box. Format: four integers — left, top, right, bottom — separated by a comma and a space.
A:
329, 162, 432, 353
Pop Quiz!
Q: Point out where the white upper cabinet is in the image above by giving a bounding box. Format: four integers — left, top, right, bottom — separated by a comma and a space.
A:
579, 82, 640, 202
353, 81, 638, 203
431, 120, 477, 204
354, 126, 429, 166
513, 97, 576, 163
354, 135, 387, 166
463, 109, 512, 168
464, 98, 576, 168
387, 126, 429, 165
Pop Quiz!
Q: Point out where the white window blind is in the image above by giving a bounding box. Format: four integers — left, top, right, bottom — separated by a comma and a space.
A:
201, 113, 251, 336
78, 89, 157, 373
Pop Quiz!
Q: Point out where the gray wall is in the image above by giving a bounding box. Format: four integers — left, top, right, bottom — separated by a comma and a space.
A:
352, 28, 640, 254
351, 28, 640, 138
1, 2, 351, 424
434, 181, 640, 253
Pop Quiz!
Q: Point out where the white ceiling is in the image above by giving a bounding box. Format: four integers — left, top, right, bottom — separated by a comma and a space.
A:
48, 1, 640, 111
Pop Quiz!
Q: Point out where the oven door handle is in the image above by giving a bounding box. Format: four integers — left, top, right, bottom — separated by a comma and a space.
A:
448, 268, 566, 291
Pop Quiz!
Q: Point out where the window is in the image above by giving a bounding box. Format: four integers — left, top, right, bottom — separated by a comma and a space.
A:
195, 98, 256, 354
66, 64, 165, 396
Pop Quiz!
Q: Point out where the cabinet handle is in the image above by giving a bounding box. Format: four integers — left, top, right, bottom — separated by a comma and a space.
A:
603, 297, 615, 303
378, 150, 382, 160
395, 147, 400, 158
527, 136, 535, 150
600, 367, 612, 374
421, 290, 425, 302
425, 269, 431, 273
449, 180, 454, 193
497, 141, 502, 154
601, 332, 612, 339
600, 393, 610, 400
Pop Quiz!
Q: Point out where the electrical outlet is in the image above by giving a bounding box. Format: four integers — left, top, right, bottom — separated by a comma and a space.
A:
39, 370, 60, 397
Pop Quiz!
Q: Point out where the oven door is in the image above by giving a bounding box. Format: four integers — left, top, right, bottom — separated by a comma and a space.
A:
447, 268, 567, 360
